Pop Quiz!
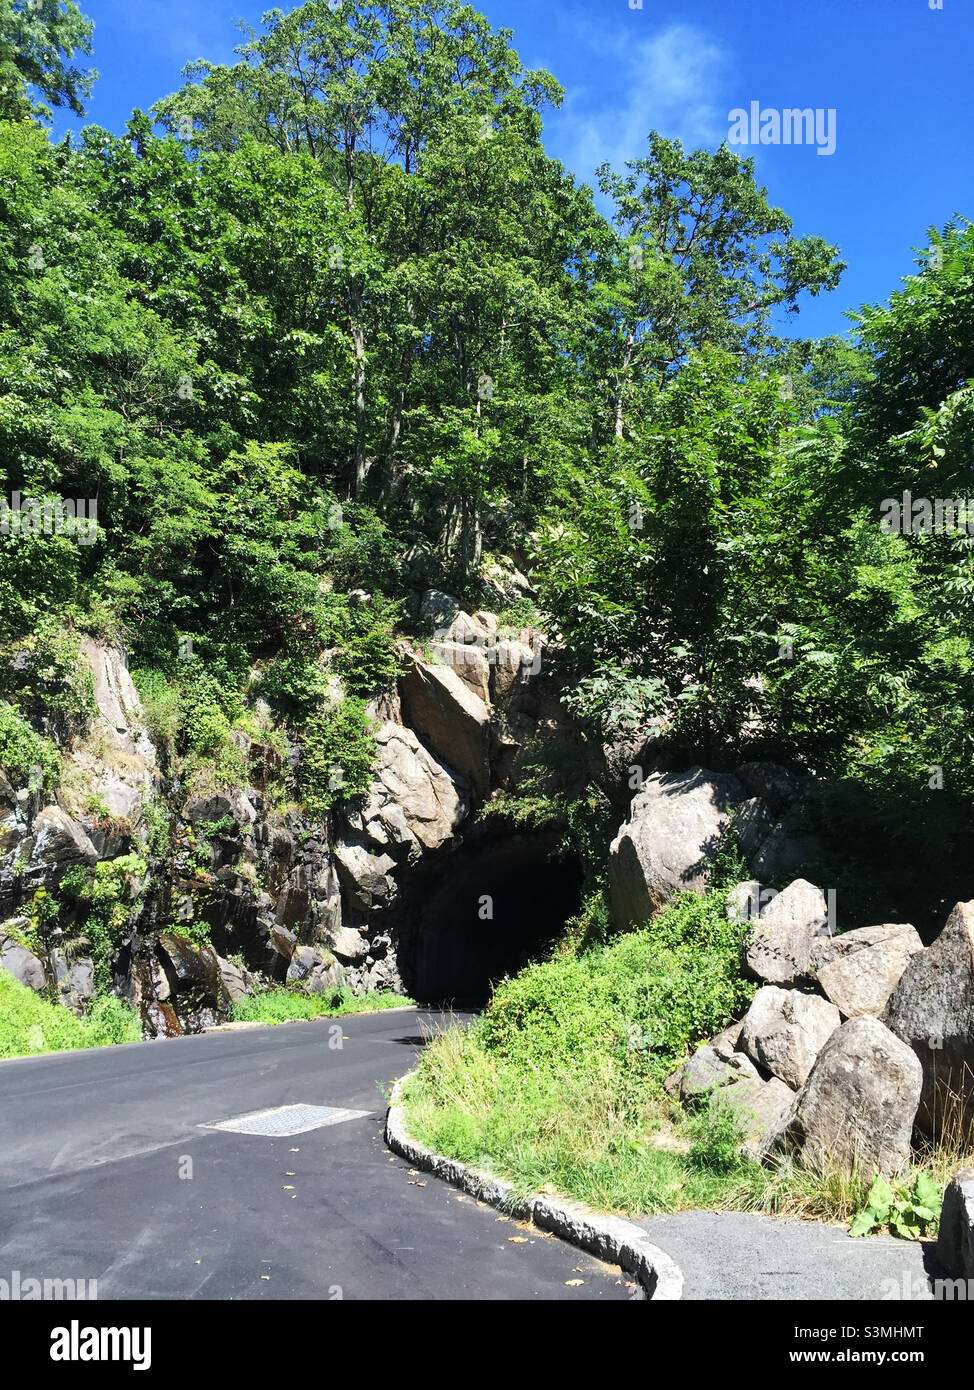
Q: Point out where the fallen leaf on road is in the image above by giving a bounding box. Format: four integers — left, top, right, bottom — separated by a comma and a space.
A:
283, 1185, 295, 1190
508, 1236, 529, 1243
260, 1276, 270, 1281
285, 1171, 295, 1176
565, 1279, 584, 1287
408, 1180, 427, 1187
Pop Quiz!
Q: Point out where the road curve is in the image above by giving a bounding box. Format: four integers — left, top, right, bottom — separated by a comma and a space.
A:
0, 1008, 632, 1301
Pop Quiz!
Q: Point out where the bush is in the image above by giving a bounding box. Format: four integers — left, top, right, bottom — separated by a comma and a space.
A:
0, 972, 140, 1059
298, 697, 377, 818
0, 701, 61, 793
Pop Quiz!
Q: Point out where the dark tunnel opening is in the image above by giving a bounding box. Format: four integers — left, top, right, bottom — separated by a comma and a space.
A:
405, 835, 584, 1008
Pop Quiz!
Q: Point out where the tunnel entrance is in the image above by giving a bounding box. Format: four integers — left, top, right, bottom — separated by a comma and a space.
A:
405, 834, 584, 1007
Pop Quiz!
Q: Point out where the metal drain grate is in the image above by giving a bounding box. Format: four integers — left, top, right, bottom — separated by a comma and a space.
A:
202, 1103, 369, 1136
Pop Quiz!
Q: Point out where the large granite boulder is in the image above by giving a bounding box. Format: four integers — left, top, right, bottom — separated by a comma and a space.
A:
788, 1016, 922, 1178
743, 879, 831, 987
720, 1074, 798, 1162
883, 900, 974, 1140
608, 766, 748, 927
810, 923, 923, 1019
739, 985, 841, 1090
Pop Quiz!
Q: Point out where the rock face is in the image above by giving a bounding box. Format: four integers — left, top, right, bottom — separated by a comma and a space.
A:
937, 1169, 974, 1278
743, 879, 831, 987
0, 596, 570, 1029
23, 805, 98, 892
398, 655, 491, 799
608, 766, 747, 927
883, 901, 974, 1139
61, 640, 158, 855
810, 923, 923, 1019
343, 721, 468, 859
788, 1017, 922, 1178
739, 986, 841, 1090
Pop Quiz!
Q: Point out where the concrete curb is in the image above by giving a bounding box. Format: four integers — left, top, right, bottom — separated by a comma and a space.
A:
385, 1072, 684, 1301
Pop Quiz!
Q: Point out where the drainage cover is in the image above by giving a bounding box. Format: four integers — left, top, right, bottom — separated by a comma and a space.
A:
202, 1103, 369, 1136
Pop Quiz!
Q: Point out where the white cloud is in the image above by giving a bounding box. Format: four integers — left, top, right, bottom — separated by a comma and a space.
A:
546, 23, 727, 185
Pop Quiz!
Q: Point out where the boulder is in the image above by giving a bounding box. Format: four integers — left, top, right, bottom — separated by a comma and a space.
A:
937, 1169, 974, 1278
810, 923, 923, 1019
789, 1016, 922, 1178
883, 900, 974, 1139
743, 878, 831, 987
287, 943, 345, 989
739, 985, 841, 1090
608, 766, 748, 927
325, 925, 369, 963
726, 880, 762, 924
720, 1075, 798, 1162
0, 931, 46, 992
666, 1043, 759, 1101
51, 952, 95, 1015
398, 656, 490, 798
419, 589, 463, 631
735, 797, 776, 862
491, 636, 542, 702
749, 801, 824, 883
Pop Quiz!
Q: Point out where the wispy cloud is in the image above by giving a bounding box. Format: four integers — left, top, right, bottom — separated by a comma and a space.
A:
546, 22, 727, 186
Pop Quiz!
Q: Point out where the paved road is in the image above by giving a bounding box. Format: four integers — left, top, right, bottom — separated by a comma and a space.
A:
0, 1009, 631, 1301
637, 1210, 947, 1301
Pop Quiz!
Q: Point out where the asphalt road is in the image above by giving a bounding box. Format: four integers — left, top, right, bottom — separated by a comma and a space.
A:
0, 1009, 632, 1301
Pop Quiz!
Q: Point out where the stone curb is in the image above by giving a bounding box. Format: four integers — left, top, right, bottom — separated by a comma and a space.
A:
385, 1072, 684, 1300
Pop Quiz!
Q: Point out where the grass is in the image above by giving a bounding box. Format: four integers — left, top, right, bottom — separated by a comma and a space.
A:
0, 971, 141, 1059
402, 888, 971, 1229
230, 984, 413, 1025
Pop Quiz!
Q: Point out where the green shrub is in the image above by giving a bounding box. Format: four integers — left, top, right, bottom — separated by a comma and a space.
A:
0, 972, 140, 1059
298, 697, 377, 818
0, 701, 61, 793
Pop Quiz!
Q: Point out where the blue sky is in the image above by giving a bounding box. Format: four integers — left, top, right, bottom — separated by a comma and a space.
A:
50, 0, 974, 341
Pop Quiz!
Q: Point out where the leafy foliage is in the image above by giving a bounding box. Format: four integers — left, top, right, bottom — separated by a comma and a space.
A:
849, 1171, 942, 1240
